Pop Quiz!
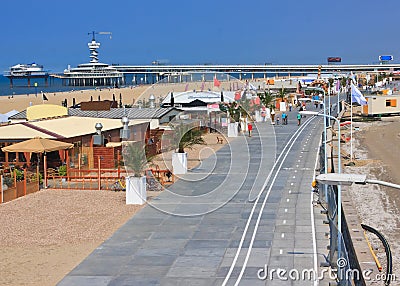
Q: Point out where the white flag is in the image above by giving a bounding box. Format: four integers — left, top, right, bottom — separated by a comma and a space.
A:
351, 83, 367, 105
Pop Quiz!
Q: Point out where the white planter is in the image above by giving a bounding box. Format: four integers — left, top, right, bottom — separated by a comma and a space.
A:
254, 110, 262, 122
172, 152, 188, 174
279, 101, 287, 111
227, 122, 238, 137
126, 176, 147, 205
265, 108, 271, 119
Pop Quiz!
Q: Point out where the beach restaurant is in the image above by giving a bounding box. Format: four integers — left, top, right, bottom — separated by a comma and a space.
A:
0, 113, 150, 170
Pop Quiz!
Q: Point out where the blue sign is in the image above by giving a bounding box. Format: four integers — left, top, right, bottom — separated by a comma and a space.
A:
379, 55, 393, 61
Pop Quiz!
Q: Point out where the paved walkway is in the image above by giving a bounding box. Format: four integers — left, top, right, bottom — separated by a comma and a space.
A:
59, 109, 332, 286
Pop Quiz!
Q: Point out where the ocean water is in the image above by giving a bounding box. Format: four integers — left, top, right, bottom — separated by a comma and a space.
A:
0, 76, 94, 97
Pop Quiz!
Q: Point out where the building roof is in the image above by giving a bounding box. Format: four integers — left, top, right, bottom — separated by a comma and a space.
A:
161, 91, 236, 107
0, 123, 56, 141
0, 117, 149, 141
28, 117, 147, 139
9, 107, 180, 121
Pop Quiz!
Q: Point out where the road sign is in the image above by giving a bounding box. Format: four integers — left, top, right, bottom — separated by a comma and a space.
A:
379, 55, 393, 61
327, 57, 342, 63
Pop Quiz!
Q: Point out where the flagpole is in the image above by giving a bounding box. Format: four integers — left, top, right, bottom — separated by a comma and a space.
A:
350, 100, 353, 161
328, 84, 331, 127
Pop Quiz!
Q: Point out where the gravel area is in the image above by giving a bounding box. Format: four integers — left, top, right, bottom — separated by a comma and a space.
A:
0, 190, 142, 286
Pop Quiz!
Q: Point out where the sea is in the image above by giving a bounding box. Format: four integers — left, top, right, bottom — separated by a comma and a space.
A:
0, 76, 93, 97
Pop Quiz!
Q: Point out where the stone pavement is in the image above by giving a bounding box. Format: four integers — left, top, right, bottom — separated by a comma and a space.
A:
58, 109, 333, 286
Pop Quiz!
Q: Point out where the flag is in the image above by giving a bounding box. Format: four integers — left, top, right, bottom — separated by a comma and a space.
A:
351, 83, 367, 105
42, 93, 48, 101
214, 77, 221, 87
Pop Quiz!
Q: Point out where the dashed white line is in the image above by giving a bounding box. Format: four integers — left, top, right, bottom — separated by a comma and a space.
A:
283, 220, 286, 224
286, 198, 290, 202
279, 249, 283, 255
281, 233, 285, 238
285, 209, 288, 213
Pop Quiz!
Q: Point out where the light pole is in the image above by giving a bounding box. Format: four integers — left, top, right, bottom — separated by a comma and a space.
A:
300, 110, 343, 261
316, 173, 400, 190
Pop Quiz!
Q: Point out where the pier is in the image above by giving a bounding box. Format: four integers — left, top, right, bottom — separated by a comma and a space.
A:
5, 72, 49, 88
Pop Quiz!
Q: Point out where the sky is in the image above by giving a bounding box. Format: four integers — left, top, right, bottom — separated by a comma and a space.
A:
1, 0, 399, 72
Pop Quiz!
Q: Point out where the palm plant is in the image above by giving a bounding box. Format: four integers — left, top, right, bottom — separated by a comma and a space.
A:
175, 124, 206, 153
258, 91, 273, 108
123, 141, 150, 177
278, 86, 287, 101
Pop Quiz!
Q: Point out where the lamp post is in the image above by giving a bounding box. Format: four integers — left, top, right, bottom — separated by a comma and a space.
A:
316, 173, 400, 190
300, 110, 342, 261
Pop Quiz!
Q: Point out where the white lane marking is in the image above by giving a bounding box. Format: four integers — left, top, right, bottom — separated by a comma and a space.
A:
286, 199, 290, 202
281, 233, 285, 238
290, 182, 294, 186
222, 116, 316, 286
289, 190, 292, 194
280, 249, 283, 255
285, 208, 288, 213
283, 220, 286, 224
292, 176, 296, 179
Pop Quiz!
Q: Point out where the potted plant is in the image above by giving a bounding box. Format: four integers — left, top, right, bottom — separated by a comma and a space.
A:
122, 141, 149, 205
220, 101, 242, 137
172, 123, 205, 174
259, 91, 274, 122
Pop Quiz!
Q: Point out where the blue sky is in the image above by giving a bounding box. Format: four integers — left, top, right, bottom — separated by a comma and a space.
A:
1, 0, 399, 72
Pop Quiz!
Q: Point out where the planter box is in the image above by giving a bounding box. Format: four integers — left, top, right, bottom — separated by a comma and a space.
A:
227, 122, 238, 137
126, 176, 147, 205
172, 152, 188, 174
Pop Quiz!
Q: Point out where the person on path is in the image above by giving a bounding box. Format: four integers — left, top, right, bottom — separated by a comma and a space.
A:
271, 109, 275, 124
297, 113, 302, 126
247, 122, 253, 137
282, 112, 287, 125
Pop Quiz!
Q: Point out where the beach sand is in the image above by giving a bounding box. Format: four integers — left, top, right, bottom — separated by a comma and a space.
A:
342, 117, 400, 277
0, 86, 149, 114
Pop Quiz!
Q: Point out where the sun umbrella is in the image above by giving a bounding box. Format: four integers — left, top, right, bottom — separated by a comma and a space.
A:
2, 138, 73, 188
2, 137, 73, 153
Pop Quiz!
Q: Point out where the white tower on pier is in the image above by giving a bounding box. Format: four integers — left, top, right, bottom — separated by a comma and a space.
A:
87, 31, 112, 63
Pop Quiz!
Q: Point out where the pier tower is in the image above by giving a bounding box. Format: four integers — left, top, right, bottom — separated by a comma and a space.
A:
61, 31, 123, 87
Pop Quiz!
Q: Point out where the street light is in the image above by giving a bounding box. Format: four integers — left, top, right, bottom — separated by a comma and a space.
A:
316, 173, 400, 189
300, 110, 343, 261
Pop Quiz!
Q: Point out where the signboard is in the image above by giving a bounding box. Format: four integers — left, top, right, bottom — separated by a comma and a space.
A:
379, 55, 393, 61
327, 57, 342, 63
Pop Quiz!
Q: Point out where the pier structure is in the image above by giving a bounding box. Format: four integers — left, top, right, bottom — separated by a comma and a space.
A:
110, 63, 400, 85
60, 32, 123, 87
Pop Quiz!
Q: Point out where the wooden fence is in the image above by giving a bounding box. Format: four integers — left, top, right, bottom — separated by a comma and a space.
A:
1, 169, 40, 203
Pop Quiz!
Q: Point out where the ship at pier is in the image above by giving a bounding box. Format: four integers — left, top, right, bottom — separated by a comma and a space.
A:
60, 32, 124, 87
4, 63, 49, 87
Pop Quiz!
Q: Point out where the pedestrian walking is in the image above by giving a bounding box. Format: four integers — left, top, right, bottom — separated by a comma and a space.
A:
297, 113, 302, 126
282, 112, 288, 125
247, 122, 253, 137
276, 115, 280, 125
289, 103, 292, 112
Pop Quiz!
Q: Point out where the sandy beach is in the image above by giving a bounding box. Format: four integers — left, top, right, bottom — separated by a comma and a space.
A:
342, 117, 400, 277
0, 86, 149, 114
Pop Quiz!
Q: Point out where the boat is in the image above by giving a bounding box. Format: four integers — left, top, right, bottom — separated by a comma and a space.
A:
4, 63, 48, 77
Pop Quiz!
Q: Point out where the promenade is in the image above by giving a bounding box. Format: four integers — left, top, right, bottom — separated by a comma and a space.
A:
58, 110, 331, 286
